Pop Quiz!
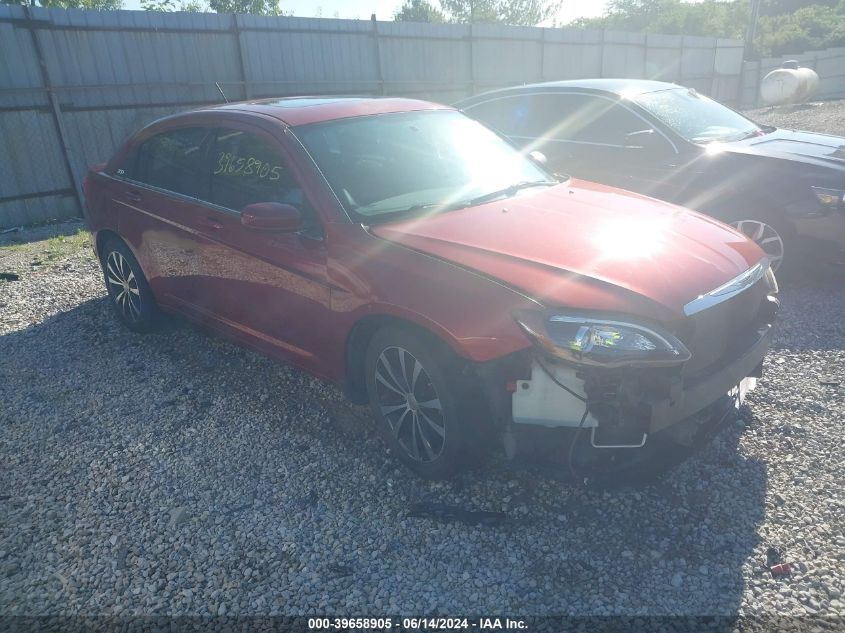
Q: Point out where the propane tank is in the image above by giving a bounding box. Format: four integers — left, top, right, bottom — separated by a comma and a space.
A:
760, 60, 820, 105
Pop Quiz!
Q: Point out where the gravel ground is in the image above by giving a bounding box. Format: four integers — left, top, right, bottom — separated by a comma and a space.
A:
745, 100, 845, 135
1, 104, 843, 625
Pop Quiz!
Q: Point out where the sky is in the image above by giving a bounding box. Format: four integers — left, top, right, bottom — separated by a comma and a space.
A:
121, 0, 609, 25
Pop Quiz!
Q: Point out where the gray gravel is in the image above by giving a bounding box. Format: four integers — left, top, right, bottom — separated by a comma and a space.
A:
1, 212, 844, 618
2, 222, 843, 620
744, 99, 845, 135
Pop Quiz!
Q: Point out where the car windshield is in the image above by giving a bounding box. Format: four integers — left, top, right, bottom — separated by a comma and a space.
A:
634, 88, 762, 143
292, 110, 555, 220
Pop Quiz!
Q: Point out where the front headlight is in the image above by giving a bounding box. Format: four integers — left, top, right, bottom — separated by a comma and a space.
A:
812, 186, 845, 209
513, 311, 691, 368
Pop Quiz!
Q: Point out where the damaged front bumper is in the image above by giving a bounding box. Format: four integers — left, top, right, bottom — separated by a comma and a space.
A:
475, 322, 773, 474
512, 322, 770, 431
470, 261, 779, 476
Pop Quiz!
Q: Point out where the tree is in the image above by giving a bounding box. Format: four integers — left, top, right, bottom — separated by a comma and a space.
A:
206, 0, 282, 14
1, 0, 123, 8
755, 4, 845, 55
440, 0, 561, 25
394, 0, 561, 25
394, 0, 446, 23
569, 0, 845, 58
140, 0, 205, 10
139, 0, 292, 13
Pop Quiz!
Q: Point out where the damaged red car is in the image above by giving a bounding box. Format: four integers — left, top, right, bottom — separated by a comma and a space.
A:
83, 97, 779, 479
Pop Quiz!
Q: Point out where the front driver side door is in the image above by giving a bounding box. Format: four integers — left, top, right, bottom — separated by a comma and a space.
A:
189, 123, 333, 376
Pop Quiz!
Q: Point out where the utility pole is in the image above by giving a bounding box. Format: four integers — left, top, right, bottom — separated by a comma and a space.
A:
744, 0, 762, 59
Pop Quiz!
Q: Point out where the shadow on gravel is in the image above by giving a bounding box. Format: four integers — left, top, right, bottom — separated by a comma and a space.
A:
1, 296, 771, 620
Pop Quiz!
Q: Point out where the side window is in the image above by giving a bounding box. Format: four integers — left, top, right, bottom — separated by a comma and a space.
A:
464, 96, 530, 137
525, 94, 653, 146
133, 127, 214, 198
210, 129, 304, 212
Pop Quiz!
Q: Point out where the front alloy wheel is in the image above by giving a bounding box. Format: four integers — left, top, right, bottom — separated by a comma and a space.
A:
375, 346, 446, 463
730, 219, 785, 272
365, 327, 474, 479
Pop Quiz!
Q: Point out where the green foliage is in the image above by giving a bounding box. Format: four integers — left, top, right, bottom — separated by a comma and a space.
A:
0, 0, 123, 9
394, 0, 446, 22
756, 4, 845, 55
394, 0, 562, 26
0, 0, 287, 14
570, 0, 845, 58
140, 0, 205, 10
206, 0, 283, 14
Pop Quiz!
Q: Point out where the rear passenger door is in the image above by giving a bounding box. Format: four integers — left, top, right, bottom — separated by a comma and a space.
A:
191, 123, 332, 374
115, 125, 216, 307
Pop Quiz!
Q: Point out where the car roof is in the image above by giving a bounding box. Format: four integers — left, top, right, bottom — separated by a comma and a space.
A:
455, 79, 681, 106
190, 96, 451, 127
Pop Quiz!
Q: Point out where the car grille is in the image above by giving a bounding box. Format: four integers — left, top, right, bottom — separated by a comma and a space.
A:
672, 277, 771, 377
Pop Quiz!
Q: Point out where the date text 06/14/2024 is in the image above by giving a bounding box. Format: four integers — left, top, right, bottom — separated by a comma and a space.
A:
307, 617, 528, 630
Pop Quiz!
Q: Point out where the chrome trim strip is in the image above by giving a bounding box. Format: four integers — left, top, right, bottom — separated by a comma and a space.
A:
683, 258, 770, 316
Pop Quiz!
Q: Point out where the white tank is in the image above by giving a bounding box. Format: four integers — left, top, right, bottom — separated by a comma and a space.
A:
760, 63, 820, 105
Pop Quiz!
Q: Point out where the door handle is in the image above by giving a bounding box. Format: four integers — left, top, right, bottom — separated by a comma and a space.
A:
198, 217, 224, 231
125, 190, 142, 203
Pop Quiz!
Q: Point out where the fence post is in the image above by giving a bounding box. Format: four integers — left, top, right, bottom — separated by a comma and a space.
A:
371, 14, 385, 95
539, 27, 546, 81
600, 29, 606, 77
232, 13, 250, 99
678, 35, 685, 84
709, 40, 717, 97
24, 6, 85, 221
468, 23, 476, 95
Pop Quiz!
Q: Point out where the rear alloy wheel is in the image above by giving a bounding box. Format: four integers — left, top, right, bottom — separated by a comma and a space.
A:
101, 238, 160, 333
365, 327, 473, 479
730, 219, 785, 272
106, 251, 142, 323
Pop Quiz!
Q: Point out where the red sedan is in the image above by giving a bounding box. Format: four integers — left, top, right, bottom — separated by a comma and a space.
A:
83, 97, 779, 479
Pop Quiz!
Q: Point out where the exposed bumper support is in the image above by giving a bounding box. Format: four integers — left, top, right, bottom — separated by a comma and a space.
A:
508, 324, 772, 438
650, 324, 771, 433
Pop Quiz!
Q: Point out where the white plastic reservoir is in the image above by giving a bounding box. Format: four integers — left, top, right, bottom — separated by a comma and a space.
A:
760, 62, 820, 105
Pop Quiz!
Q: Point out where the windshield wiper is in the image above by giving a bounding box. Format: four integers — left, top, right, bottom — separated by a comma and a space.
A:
462, 180, 556, 207
362, 180, 557, 222
361, 200, 466, 222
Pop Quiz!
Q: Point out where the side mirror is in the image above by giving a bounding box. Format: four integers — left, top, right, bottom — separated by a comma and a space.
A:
528, 150, 548, 165
624, 129, 663, 151
240, 202, 303, 232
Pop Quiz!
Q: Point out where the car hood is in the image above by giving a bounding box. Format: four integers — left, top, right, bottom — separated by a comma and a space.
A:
729, 128, 845, 171
370, 180, 765, 322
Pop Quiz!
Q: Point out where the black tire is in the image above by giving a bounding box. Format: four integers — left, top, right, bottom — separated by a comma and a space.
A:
364, 326, 476, 479
100, 237, 161, 333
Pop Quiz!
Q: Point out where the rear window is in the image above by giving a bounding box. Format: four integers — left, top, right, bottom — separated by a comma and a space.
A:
132, 127, 214, 198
